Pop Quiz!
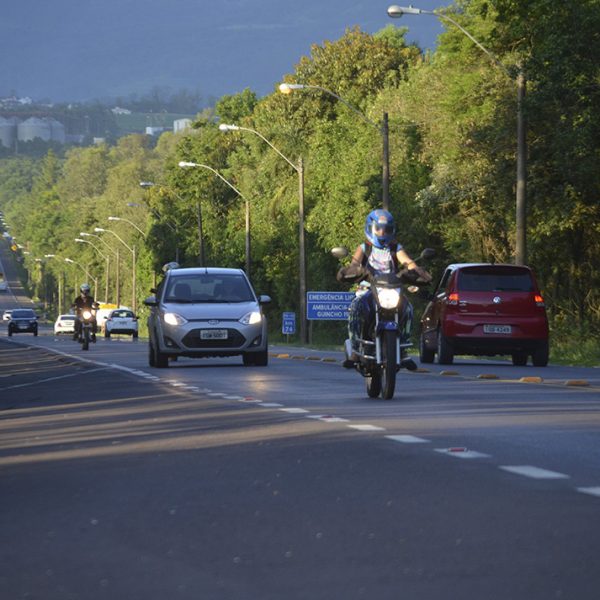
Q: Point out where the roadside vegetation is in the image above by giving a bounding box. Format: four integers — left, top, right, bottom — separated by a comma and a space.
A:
0, 0, 598, 366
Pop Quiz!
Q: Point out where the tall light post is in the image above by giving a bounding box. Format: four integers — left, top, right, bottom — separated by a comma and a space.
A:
178, 161, 251, 277
95, 227, 137, 312
387, 4, 527, 264
108, 215, 147, 238
65, 258, 98, 300
75, 238, 110, 303
219, 123, 308, 344
139, 181, 196, 264
80, 231, 119, 305
279, 82, 391, 210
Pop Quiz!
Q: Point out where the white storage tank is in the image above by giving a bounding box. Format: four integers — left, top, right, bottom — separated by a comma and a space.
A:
0, 117, 18, 148
47, 118, 66, 143
18, 117, 51, 142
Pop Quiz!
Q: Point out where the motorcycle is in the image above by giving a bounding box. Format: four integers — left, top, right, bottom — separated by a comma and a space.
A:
333, 247, 434, 400
74, 303, 99, 351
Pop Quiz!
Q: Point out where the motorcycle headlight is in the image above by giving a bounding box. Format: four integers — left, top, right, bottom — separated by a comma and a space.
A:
239, 311, 262, 325
82, 310, 93, 320
163, 312, 187, 326
377, 287, 401, 309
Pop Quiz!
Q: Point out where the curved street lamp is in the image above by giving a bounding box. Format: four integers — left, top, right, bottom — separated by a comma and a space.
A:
387, 4, 527, 264
75, 238, 110, 303
139, 181, 197, 264
108, 216, 147, 238
95, 227, 137, 312
279, 83, 390, 210
219, 123, 308, 344
178, 161, 251, 277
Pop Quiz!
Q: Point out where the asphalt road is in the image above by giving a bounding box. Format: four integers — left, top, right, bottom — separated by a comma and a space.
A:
2, 245, 600, 599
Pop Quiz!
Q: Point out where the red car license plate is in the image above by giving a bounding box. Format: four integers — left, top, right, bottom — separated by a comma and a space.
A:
483, 324, 512, 334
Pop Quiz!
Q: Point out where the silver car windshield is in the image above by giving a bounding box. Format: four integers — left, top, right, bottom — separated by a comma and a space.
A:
165, 274, 254, 303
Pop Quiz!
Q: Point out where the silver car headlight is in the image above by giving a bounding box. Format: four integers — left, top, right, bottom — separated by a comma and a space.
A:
239, 311, 262, 325
377, 287, 401, 309
163, 312, 187, 326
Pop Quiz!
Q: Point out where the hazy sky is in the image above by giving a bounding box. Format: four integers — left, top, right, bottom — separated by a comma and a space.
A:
2, 1, 445, 103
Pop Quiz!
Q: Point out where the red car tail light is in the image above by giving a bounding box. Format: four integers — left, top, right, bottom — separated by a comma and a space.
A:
534, 294, 545, 307
447, 292, 459, 306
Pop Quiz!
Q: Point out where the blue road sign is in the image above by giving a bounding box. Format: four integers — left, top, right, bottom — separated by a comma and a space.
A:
307, 291, 354, 320
282, 311, 296, 334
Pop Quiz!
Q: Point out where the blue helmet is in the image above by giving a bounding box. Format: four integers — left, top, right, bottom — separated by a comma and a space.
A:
364, 209, 396, 248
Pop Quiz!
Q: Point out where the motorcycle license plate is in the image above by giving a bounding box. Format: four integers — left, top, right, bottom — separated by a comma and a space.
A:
200, 329, 228, 340
483, 324, 512, 334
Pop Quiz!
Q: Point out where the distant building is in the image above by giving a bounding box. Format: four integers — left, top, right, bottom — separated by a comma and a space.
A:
173, 118, 192, 133
145, 126, 168, 136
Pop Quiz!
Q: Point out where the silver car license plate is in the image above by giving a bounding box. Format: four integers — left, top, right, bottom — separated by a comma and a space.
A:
200, 329, 228, 340
483, 324, 512, 334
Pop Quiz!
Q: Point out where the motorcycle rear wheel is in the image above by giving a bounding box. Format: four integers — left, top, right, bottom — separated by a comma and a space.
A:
381, 330, 397, 400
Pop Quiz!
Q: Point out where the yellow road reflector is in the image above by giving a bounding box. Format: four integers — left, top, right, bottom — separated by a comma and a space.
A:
439, 370, 459, 376
277, 353, 290, 358
519, 376, 543, 383
477, 374, 499, 379
322, 358, 338, 363
565, 379, 589, 387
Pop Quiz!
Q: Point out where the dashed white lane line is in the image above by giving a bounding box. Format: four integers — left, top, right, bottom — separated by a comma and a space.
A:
499, 465, 570, 480
435, 448, 491, 459
386, 435, 430, 444
577, 487, 600, 498
279, 407, 310, 414
348, 424, 386, 432
259, 402, 283, 408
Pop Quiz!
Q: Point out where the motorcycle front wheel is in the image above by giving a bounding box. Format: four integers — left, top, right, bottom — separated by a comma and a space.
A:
366, 370, 381, 398
380, 330, 397, 400
82, 328, 89, 351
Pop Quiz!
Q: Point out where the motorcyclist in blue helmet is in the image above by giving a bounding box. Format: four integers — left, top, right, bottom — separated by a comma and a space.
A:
348, 209, 431, 278
339, 209, 431, 365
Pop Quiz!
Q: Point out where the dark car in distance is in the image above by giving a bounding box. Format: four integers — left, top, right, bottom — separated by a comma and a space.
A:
7, 308, 38, 337
419, 263, 549, 366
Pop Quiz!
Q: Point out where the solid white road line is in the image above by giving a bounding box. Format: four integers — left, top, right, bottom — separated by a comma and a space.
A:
279, 407, 310, 414
499, 465, 570, 479
0, 367, 109, 390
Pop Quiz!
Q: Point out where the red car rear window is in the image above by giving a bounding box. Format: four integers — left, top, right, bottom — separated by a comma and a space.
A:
457, 267, 534, 292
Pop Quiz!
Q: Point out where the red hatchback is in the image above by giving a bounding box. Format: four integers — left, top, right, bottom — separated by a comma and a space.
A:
419, 263, 549, 366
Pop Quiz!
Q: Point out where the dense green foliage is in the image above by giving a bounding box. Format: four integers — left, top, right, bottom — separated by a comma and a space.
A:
1, 0, 599, 358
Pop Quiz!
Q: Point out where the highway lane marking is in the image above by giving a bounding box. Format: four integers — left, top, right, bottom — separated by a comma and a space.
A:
435, 448, 491, 459
0, 367, 109, 391
347, 424, 386, 432
386, 435, 430, 444
259, 402, 284, 407
499, 465, 570, 479
577, 487, 600, 498
279, 407, 310, 414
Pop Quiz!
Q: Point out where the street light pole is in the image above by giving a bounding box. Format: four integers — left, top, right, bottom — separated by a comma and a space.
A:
75, 238, 110, 303
95, 227, 136, 312
279, 83, 391, 210
387, 4, 527, 264
178, 161, 251, 276
219, 123, 309, 344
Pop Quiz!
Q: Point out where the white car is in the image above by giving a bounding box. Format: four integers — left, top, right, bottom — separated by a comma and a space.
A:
104, 308, 139, 338
2, 309, 13, 321
54, 314, 76, 335
0, 281, 8, 292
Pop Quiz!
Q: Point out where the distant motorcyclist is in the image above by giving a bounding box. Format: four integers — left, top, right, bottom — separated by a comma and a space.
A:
71, 283, 98, 341
338, 209, 431, 363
